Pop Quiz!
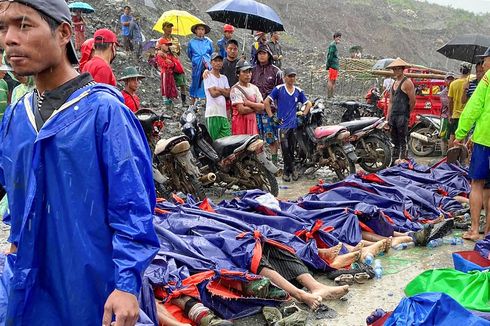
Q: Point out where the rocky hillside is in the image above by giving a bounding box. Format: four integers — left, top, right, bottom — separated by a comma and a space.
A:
81, 0, 490, 106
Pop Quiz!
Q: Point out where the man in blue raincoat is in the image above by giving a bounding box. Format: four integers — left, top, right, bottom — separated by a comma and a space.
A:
0, 0, 159, 325
187, 23, 213, 104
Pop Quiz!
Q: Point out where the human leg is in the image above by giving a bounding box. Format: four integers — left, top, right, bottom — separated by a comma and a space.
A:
296, 274, 349, 301
398, 115, 409, 159
279, 128, 295, 179
464, 179, 485, 240
389, 116, 400, 163
170, 295, 232, 326
485, 187, 490, 234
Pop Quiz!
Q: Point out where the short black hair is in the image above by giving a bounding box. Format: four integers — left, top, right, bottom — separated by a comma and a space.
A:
94, 42, 112, 51
476, 60, 484, 68
124, 5, 131, 10
333, 31, 342, 39
39, 12, 60, 34
226, 39, 239, 47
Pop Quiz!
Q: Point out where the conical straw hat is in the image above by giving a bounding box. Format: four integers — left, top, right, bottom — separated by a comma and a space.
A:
386, 57, 410, 69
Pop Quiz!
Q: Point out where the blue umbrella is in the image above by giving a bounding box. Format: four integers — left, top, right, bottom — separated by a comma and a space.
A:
206, 0, 284, 33
68, 2, 95, 14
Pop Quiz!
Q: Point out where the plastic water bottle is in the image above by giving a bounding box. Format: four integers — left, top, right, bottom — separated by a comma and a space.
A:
443, 237, 464, 245
427, 238, 444, 249
374, 259, 383, 279
364, 253, 374, 266
392, 242, 415, 250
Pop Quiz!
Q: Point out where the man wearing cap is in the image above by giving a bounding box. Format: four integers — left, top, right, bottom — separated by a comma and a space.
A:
204, 53, 231, 140
120, 66, 145, 113
0, 0, 159, 324
82, 28, 119, 86
267, 31, 283, 68
250, 31, 268, 67
187, 23, 213, 104
264, 68, 311, 181
217, 24, 235, 59
326, 32, 341, 98
252, 45, 283, 165
120, 5, 134, 52
386, 58, 415, 163
439, 72, 455, 155
455, 49, 490, 240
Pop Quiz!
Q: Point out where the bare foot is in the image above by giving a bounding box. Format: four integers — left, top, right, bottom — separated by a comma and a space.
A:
462, 231, 480, 241
352, 241, 365, 251
361, 239, 386, 260
391, 236, 413, 248
329, 251, 361, 269
296, 290, 322, 310
318, 243, 342, 262
312, 284, 349, 300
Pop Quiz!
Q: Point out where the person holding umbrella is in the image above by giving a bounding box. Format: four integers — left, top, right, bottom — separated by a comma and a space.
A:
455, 48, 490, 240
187, 23, 213, 104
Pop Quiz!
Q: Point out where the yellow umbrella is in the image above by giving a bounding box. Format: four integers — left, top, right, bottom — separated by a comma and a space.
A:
153, 10, 204, 36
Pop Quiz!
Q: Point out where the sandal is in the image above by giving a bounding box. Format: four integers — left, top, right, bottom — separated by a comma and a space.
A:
334, 274, 354, 285
326, 261, 375, 280
353, 272, 371, 284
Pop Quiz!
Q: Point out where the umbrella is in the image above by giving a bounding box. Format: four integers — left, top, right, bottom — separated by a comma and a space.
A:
437, 34, 490, 64
206, 0, 284, 33
372, 58, 395, 70
153, 10, 204, 36
68, 2, 95, 14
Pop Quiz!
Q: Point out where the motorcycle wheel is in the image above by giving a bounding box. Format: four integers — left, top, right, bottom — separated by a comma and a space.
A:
332, 145, 356, 180
358, 135, 392, 172
408, 126, 436, 157
241, 158, 279, 196
180, 172, 206, 201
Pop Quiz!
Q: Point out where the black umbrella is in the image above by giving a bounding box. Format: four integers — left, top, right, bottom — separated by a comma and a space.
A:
206, 0, 284, 33
437, 34, 490, 64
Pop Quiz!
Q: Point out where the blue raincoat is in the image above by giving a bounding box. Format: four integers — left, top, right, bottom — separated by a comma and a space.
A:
0, 83, 160, 324
187, 37, 213, 99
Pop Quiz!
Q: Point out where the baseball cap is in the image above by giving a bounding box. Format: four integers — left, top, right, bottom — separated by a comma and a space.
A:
94, 29, 120, 46
211, 52, 223, 61
10, 0, 78, 64
445, 72, 455, 80
283, 68, 297, 76
157, 38, 172, 46
236, 60, 253, 72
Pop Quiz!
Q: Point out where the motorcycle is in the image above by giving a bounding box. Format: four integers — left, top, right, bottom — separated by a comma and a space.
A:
134, 108, 214, 200
331, 88, 384, 122
296, 99, 357, 180
180, 105, 279, 196
408, 114, 441, 156
339, 117, 392, 172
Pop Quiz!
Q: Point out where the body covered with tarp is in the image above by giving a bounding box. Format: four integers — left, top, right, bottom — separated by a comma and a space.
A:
0, 84, 159, 324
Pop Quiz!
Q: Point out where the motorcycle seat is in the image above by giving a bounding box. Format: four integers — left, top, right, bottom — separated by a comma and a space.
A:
314, 125, 346, 139
213, 134, 258, 158
155, 135, 190, 156
339, 117, 380, 133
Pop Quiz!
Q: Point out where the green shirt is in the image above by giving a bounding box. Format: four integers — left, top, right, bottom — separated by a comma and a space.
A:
456, 69, 490, 147
0, 79, 8, 118
326, 41, 339, 70
11, 83, 34, 104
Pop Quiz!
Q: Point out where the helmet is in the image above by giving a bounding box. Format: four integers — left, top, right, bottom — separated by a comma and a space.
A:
236, 59, 253, 72
459, 62, 471, 75
223, 24, 235, 33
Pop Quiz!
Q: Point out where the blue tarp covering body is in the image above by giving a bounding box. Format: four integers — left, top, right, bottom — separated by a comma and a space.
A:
384, 292, 490, 326
475, 234, 490, 260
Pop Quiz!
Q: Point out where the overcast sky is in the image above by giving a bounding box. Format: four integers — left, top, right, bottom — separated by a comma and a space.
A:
423, 0, 490, 13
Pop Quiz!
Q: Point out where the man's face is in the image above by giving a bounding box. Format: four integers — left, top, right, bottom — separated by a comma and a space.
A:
476, 64, 484, 81
127, 78, 139, 92
163, 25, 172, 35
335, 36, 341, 44
272, 32, 279, 41
284, 74, 296, 85
0, 2, 65, 76
260, 34, 267, 43
257, 51, 269, 64
224, 31, 233, 39
195, 26, 205, 37
238, 69, 252, 83
392, 67, 404, 78
445, 77, 454, 87
226, 43, 238, 60
124, 7, 131, 15
484, 57, 490, 73
211, 58, 223, 71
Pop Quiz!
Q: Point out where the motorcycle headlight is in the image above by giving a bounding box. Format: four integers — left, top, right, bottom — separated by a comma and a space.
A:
186, 112, 195, 123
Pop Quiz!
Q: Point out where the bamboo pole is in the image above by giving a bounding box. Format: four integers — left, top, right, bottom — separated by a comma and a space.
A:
368, 70, 446, 80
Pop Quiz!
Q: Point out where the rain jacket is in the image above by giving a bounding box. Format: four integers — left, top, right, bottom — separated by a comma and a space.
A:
0, 83, 159, 324
456, 69, 490, 147
187, 37, 213, 99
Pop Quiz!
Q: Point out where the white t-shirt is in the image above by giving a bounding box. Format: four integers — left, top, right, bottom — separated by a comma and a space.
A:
230, 83, 263, 105
204, 73, 229, 118
383, 78, 394, 91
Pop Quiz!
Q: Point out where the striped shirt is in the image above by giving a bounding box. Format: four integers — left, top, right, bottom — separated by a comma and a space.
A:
466, 79, 479, 99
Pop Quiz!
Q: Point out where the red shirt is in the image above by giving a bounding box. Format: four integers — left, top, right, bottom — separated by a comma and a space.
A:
82, 56, 116, 86
122, 90, 140, 112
